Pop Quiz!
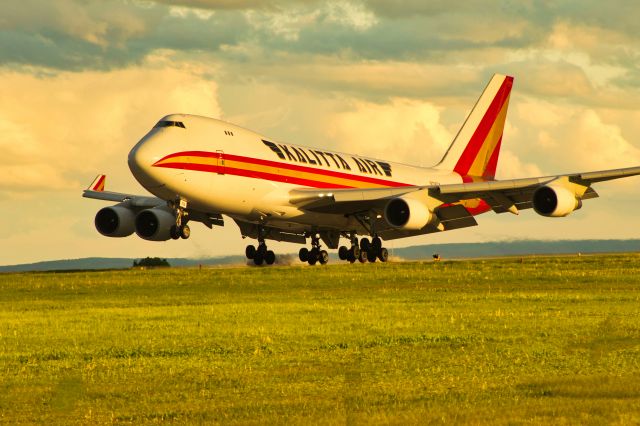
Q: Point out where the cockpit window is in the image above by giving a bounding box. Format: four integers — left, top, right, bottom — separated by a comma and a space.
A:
154, 120, 186, 129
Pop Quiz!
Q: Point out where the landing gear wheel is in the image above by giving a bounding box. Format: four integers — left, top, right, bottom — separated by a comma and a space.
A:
299, 247, 309, 262
245, 245, 256, 259
319, 250, 329, 265
372, 237, 382, 251
338, 246, 348, 260
358, 249, 368, 263
180, 224, 190, 239
360, 237, 370, 251
170, 225, 180, 240
367, 248, 377, 263
347, 246, 361, 263
265, 250, 276, 265
378, 247, 389, 262
253, 252, 264, 266
308, 248, 318, 266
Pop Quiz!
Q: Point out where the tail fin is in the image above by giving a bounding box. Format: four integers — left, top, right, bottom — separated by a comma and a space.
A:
436, 74, 513, 180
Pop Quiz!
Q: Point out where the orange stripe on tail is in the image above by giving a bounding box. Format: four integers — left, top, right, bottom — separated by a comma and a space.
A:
436, 74, 513, 180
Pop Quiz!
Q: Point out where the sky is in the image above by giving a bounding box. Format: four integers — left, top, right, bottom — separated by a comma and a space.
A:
2, 0, 640, 265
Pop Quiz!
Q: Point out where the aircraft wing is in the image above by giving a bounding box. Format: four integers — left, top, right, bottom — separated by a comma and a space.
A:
82, 175, 224, 227
289, 166, 640, 240
82, 175, 164, 208
433, 166, 640, 213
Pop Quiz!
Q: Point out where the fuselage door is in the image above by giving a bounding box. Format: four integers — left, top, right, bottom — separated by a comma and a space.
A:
217, 150, 225, 175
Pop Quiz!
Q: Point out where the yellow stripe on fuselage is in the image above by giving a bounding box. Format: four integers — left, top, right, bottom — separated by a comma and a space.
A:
156, 155, 394, 189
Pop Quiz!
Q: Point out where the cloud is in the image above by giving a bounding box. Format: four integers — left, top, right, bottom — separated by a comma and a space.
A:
327, 98, 452, 167
0, 0, 150, 47
508, 98, 640, 176
244, 2, 377, 41
150, 0, 319, 11
0, 55, 221, 196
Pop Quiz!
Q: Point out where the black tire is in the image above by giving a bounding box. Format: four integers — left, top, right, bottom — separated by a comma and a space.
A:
358, 249, 367, 263
338, 246, 348, 260
372, 237, 382, 251
319, 250, 329, 265
180, 224, 190, 239
347, 249, 356, 263
378, 247, 389, 262
308, 248, 319, 265
367, 248, 377, 263
299, 247, 309, 262
360, 237, 370, 251
258, 244, 267, 256
245, 245, 256, 259
170, 225, 180, 240
253, 253, 264, 266
352, 246, 360, 260
265, 250, 275, 265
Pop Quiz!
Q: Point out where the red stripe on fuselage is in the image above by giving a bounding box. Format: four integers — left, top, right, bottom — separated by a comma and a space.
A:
155, 161, 353, 188
154, 151, 413, 188
154, 151, 493, 216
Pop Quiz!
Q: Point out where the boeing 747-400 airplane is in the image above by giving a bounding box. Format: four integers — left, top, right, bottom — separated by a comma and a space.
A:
83, 74, 640, 265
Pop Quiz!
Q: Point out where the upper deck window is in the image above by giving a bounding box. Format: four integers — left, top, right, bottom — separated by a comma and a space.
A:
154, 120, 186, 129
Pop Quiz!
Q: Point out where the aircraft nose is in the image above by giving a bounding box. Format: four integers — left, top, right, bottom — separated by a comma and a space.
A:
128, 135, 162, 187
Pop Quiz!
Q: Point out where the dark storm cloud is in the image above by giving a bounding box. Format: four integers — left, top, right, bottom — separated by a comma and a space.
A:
0, 1, 250, 71
1, 0, 637, 103
150, 0, 322, 11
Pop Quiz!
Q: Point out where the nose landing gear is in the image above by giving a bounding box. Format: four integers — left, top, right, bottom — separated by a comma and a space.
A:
170, 198, 190, 240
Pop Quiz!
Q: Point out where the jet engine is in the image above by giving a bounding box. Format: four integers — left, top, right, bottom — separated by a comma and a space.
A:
532, 185, 582, 217
135, 206, 176, 241
94, 205, 136, 237
384, 196, 435, 230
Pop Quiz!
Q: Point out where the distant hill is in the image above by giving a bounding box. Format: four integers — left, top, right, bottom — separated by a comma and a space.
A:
0, 255, 245, 273
392, 239, 640, 260
1, 239, 638, 273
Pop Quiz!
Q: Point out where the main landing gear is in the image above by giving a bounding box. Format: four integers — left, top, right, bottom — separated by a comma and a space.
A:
245, 241, 276, 266
298, 235, 329, 266
338, 235, 388, 264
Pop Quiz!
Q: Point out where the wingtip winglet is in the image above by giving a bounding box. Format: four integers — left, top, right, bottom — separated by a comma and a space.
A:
88, 174, 106, 192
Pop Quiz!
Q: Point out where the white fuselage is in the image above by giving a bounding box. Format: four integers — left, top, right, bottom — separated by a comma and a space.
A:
128, 114, 463, 231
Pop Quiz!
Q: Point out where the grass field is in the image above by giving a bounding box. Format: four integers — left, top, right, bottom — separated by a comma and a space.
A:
1, 254, 640, 425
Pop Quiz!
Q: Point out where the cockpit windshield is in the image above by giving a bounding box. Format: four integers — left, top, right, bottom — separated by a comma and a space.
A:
154, 120, 186, 129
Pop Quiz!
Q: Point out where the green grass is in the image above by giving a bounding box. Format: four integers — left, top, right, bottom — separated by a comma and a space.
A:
2, 254, 640, 424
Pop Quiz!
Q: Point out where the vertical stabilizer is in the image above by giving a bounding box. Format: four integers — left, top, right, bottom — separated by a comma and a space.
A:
436, 74, 513, 180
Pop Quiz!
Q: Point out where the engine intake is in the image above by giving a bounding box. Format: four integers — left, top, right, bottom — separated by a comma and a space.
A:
94, 206, 135, 237
385, 196, 435, 230
135, 207, 176, 241
532, 185, 581, 217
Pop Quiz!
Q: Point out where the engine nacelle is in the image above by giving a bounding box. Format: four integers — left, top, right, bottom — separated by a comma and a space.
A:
532, 185, 582, 217
94, 205, 136, 237
384, 196, 435, 230
135, 207, 176, 241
